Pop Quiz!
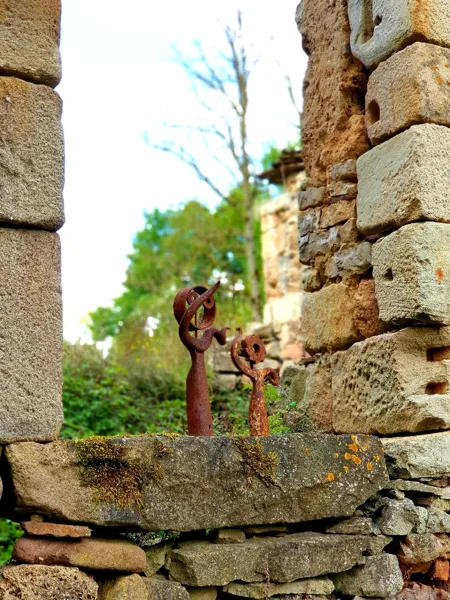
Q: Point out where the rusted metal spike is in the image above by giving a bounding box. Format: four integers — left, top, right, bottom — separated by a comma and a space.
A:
230, 330, 280, 436
173, 281, 228, 436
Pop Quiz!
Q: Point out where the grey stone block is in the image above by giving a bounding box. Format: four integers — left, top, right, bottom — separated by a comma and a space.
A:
0, 77, 64, 230
332, 327, 450, 435
333, 554, 403, 598
225, 578, 334, 598
298, 187, 326, 210
0, 1, 62, 87
4, 433, 388, 531
383, 431, 450, 479
348, 0, 450, 70
357, 125, 450, 236
0, 229, 63, 442
373, 222, 450, 325
366, 43, 450, 145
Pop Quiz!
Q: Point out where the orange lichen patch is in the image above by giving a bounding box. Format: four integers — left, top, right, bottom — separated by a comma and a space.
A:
436, 75, 444, 86
334, 452, 339, 457
344, 452, 352, 461
430, 65, 439, 71
348, 442, 359, 452
327, 473, 335, 482
305, 448, 311, 457
436, 267, 445, 282
344, 466, 349, 472
367, 462, 373, 471
352, 455, 362, 466
373, 455, 381, 461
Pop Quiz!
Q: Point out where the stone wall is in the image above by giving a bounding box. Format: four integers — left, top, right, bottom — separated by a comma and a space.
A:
2, 1, 450, 599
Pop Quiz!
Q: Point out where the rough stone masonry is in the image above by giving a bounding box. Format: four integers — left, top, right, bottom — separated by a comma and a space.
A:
3, 0, 450, 599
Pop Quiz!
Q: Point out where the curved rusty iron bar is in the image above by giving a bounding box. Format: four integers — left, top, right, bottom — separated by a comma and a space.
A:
173, 281, 228, 436
231, 330, 280, 436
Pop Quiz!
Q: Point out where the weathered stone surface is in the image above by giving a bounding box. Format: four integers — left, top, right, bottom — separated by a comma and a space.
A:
100, 575, 146, 600
375, 499, 420, 536
0, 564, 97, 599
373, 223, 450, 326
302, 283, 362, 353
383, 432, 450, 479
186, 588, 217, 600
169, 533, 373, 587
299, 208, 321, 236
13, 537, 146, 572
0, 77, 64, 230
366, 43, 450, 145
333, 554, 403, 598
225, 577, 334, 598
399, 533, 450, 566
330, 159, 357, 182
320, 200, 355, 229
391, 479, 450, 498
415, 509, 450, 534
327, 517, 378, 535
0, 1, 61, 87
326, 242, 372, 281
213, 529, 246, 544
296, 0, 369, 185
243, 525, 289, 536
4, 434, 387, 531
21, 521, 91, 538
328, 181, 358, 202
0, 229, 63, 443
395, 583, 450, 600
301, 266, 322, 292
332, 327, 450, 435
144, 576, 189, 600
298, 187, 326, 210
144, 541, 173, 576
299, 226, 340, 265
348, 0, 450, 69
353, 278, 385, 339
357, 125, 450, 236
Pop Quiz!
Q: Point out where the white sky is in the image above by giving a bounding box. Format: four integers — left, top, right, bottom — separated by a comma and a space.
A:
58, 0, 308, 341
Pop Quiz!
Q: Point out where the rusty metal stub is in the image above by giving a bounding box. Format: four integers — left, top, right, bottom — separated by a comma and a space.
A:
173, 281, 228, 436
231, 330, 280, 436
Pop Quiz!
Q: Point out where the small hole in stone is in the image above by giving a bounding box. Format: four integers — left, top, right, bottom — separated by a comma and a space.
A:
427, 347, 450, 362
426, 381, 449, 395
374, 15, 382, 26
367, 100, 381, 125
384, 268, 393, 281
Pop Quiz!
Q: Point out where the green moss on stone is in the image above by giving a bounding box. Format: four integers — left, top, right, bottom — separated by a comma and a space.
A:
233, 437, 279, 487
75, 436, 172, 509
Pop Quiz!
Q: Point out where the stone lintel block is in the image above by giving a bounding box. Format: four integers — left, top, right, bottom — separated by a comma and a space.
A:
0, 1, 62, 87
332, 326, 450, 435
0, 229, 63, 443
0, 77, 65, 230
373, 223, 450, 325
4, 434, 388, 531
348, 0, 450, 70
0, 564, 98, 599
383, 431, 450, 479
366, 42, 450, 145
169, 532, 372, 587
301, 283, 362, 354
358, 125, 450, 236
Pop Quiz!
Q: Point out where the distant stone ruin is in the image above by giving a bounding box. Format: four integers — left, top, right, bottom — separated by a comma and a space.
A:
2, 1, 450, 599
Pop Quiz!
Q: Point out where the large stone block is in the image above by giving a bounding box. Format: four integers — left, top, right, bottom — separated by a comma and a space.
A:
169, 532, 372, 586
301, 283, 362, 353
348, 0, 450, 70
0, 0, 62, 87
332, 327, 450, 435
296, 0, 369, 185
0, 77, 64, 230
383, 431, 450, 479
3, 434, 388, 531
0, 229, 63, 442
0, 564, 98, 600
333, 554, 403, 598
366, 43, 450, 145
357, 125, 450, 236
99, 574, 147, 600
373, 223, 450, 325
